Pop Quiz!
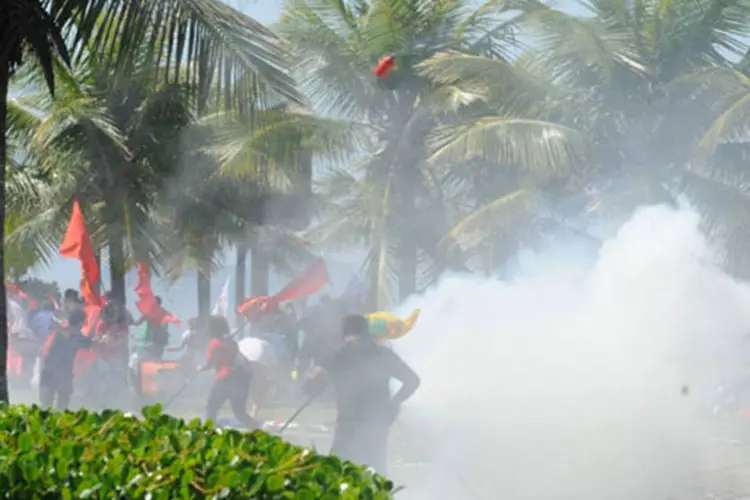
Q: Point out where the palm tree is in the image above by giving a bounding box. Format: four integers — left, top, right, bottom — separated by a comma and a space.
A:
414, 48, 589, 276
206, 102, 318, 323
282, 0, 588, 305
522, 0, 750, 273
1, 0, 301, 403
165, 103, 312, 320
7, 55, 192, 303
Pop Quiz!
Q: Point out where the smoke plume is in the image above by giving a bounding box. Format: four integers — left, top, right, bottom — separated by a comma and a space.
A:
393, 205, 750, 500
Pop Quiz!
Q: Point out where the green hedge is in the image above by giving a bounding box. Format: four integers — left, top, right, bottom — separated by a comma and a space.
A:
0, 404, 396, 499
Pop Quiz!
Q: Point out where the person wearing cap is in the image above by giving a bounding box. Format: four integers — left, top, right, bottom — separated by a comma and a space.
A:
304, 314, 420, 474
38, 309, 100, 410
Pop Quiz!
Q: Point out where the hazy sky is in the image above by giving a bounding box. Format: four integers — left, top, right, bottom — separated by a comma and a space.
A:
231, 0, 589, 24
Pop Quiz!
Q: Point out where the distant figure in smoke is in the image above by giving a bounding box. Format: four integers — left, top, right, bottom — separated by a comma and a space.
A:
92, 293, 137, 406
200, 315, 257, 429
39, 309, 98, 410
61, 289, 83, 316
136, 296, 170, 360
169, 317, 206, 372
29, 299, 56, 342
305, 314, 420, 474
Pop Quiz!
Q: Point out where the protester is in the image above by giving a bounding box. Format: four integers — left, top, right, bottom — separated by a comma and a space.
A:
39, 309, 98, 410
61, 289, 84, 316
135, 296, 170, 360
169, 317, 205, 372
237, 331, 282, 419
200, 315, 257, 429
29, 299, 55, 342
305, 314, 420, 474
91, 294, 136, 405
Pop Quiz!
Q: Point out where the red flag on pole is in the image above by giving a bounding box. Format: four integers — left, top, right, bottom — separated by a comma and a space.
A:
134, 263, 180, 326
60, 199, 101, 308
238, 258, 329, 321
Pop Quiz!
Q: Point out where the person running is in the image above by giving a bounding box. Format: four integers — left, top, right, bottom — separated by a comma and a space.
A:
38, 309, 98, 410
199, 315, 257, 429
305, 314, 420, 474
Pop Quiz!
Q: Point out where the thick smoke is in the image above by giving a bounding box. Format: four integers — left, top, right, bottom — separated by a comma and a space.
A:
392, 205, 750, 500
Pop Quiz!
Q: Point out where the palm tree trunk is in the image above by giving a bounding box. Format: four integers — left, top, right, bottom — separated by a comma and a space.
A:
95, 252, 102, 295
0, 56, 10, 403
398, 238, 417, 302
197, 271, 211, 319
235, 244, 247, 328
367, 249, 381, 312
107, 228, 126, 303
250, 246, 269, 296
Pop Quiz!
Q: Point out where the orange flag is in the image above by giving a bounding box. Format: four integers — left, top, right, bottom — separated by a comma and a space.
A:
59, 200, 103, 339
60, 199, 101, 308
238, 258, 329, 321
134, 263, 180, 326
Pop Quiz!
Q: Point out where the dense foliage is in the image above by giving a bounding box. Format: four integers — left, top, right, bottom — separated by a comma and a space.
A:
0, 404, 395, 498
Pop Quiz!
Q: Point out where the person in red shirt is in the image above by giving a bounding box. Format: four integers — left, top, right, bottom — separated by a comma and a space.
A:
199, 315, 257, 429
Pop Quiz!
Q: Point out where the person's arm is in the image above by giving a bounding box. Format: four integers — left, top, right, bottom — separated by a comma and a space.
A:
166, 332, 190, 352
77, 333, 95, 348
132, 315, 147, 326
197, 340, 217, 372
303, 364, 329, 396
384, 350, 420, 407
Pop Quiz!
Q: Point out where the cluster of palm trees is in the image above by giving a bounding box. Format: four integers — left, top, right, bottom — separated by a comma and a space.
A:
3, 0, 750, 401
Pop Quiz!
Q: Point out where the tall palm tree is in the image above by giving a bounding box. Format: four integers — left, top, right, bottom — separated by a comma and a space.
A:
1, 0, 301, 403
7, 54, 192, 302
280, 0, 586, 308
523, 0, 750, 273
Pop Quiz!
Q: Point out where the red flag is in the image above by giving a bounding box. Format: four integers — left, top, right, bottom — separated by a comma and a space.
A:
374, 55, 396, 78
237, 295, 273, 321
60, 200, 102, 308
270, 258, 328, 307
134, 263, 181, 326
238, 258, 329, 321
60, 200, 99, 286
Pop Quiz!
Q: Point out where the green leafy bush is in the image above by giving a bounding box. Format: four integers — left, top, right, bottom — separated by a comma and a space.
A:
0, 404, 395, 499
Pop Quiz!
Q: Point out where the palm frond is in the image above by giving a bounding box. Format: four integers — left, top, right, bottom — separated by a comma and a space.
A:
54, 0, 302, 108
429, 117, 588, 177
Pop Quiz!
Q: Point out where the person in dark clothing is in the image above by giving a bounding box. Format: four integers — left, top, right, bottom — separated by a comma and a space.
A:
305, 314, 420, 474
39, 309, 97, 410
199, 315, 257, 429
138, 296, 170, 360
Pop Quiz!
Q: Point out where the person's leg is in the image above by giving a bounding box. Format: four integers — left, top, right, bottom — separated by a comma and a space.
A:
249, 366, 274, 419
205, 379, 229, 423
228, 373, 256, 429
55, 378, 74, 411
362, 422, 390, 475
39, 383, 54, 408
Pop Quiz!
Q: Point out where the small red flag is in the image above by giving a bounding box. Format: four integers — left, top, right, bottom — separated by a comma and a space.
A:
134, 263, 181, 326
374, 55, 396, 79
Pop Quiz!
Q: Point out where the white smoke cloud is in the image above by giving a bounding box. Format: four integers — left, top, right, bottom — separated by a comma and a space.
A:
392, 205, 750, 500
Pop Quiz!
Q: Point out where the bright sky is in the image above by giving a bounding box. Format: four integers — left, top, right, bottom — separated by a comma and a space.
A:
228, 0, 589, 26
